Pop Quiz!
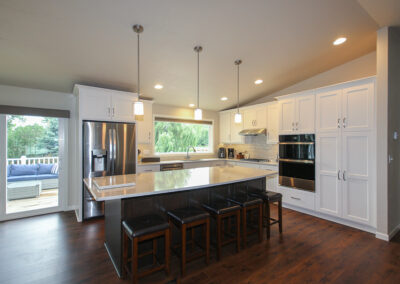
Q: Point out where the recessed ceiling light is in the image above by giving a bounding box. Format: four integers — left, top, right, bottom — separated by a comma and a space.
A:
221, 97, 228, 101
333, 37, 347, 46
189, 103, 195, 108
154, 84, 163, 89
254, 79, 263, 85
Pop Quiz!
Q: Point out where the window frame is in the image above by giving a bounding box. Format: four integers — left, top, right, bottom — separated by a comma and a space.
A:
153, 115, 214, 156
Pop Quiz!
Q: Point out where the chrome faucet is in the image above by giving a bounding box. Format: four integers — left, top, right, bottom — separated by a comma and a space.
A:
186, 146, 196, 159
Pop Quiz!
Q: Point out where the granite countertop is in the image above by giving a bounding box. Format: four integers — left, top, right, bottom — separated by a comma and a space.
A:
84, 165, 278, 201
137, 158, 278, 167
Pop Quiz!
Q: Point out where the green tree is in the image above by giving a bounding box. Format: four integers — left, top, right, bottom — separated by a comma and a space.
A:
38, 118, 59, 155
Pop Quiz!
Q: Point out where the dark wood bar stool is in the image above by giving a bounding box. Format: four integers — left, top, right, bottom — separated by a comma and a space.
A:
250, 191, 283, 238
202, 199, 241, 260
122, 215, 170, 284
227, 193, 263, 248
167, 207, 210, 276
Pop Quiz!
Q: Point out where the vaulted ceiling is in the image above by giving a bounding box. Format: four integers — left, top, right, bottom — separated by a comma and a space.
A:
0, 0, 397, 110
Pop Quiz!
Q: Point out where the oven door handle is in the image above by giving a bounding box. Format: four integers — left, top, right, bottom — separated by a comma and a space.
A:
279, 158, 314, 164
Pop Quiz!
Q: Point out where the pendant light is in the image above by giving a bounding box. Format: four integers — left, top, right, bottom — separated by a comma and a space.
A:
234, 59, 242, 123
133, 24, 144, 115
194, 46, 203, 120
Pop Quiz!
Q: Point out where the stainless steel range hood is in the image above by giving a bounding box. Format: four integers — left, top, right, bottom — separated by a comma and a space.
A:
239, 128, 267, 136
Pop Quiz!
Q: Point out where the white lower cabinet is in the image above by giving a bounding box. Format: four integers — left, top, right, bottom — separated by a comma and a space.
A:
279, 186, 315, 211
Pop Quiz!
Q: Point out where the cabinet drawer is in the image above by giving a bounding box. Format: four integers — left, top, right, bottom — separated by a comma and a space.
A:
280, 186, 315, 210
212, 161, 226, 167
137, 164, 160, 173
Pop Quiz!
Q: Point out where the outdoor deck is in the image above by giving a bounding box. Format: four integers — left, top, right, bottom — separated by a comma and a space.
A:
6, 188, 58, 214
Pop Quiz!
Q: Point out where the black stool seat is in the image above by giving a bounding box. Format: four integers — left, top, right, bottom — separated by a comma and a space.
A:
203, 200, 241, 215
167, 207, 210, 224
122, 214, 169, 238
249, 191, 282, 202
227, 193, 263, 207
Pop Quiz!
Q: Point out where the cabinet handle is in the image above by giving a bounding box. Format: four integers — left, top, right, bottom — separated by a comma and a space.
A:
296, 122, 299, 130
144, 169, 153, 172
292, 122, 294, 131
107, 107, 111, 117
112, 108, 115, 117
290, 196, 301, 201
338, 170, 341, 180
342, 170, 346, 181
342, 117, 346, 128
337, 118, 341, 128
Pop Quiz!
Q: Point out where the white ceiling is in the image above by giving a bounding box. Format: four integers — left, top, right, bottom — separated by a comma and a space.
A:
0, 0, 389, 111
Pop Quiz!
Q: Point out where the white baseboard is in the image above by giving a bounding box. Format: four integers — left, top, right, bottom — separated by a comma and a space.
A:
375, 232, 389, 241
74, 208, 82, 222
389, 223, 400, 240
282, 203, 377, 235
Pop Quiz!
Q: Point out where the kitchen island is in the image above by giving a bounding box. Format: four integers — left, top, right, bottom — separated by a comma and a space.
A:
84, 165, 277, 277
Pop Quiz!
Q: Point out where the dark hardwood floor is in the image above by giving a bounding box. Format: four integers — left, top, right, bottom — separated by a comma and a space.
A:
1, 207, 400, 284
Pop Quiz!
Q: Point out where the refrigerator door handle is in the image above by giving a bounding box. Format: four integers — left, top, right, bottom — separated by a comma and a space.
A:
113, 128, 117, 174
109, 128, 114, 174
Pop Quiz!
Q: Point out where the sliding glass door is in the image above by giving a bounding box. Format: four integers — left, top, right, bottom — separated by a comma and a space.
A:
0, 114, 67, 220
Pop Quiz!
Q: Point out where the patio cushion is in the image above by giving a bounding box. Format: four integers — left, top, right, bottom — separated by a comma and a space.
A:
38, 164, 54, 175
8, 175, 39, 182
9, 164, 38, 176
36, 174, 58, 180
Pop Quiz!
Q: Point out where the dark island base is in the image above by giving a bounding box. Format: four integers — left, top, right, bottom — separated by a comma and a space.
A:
104, 177, 266, 277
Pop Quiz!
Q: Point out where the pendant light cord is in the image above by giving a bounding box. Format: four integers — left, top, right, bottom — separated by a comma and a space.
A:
137, 33, 140, 95
197, 50, 200, 109
236, 63, 240, 112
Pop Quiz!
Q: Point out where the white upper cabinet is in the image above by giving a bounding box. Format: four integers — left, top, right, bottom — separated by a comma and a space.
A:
295, 93, 315, 133
316, 89, 342, 133
266, 102, 278, 144
75, 85, 138, 122
111, 93, 137, 122
243, 106, 267, 129
278, 91, 315, 134
341, 82, 374, 132
219, 111, 231, 144
278, 99, 296, 133
136, 100, 153, 144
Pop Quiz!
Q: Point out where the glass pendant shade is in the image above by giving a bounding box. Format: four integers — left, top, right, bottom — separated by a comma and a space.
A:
134, 101, 144, 115
194, 108, 202, 120
234, 112, 242, 123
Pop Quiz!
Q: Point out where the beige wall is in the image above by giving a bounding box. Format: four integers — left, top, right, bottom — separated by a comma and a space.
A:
246, 51, 376, 105
387, 27, 400, 236
138, 104, 220, 160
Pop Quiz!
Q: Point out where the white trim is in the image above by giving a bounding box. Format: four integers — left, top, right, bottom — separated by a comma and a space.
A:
282, 202, 377, 234
0, 206, 63, 221
0, 115, 6, 219
375, 232, 389, 241
388, 223, 400, 240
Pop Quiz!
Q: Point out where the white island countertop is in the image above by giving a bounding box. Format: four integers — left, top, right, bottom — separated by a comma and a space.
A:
84, 165, 277, 201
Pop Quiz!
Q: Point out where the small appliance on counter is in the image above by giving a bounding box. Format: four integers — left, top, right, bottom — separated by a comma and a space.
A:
228, 148, 235, 159
218, 147, 227, 158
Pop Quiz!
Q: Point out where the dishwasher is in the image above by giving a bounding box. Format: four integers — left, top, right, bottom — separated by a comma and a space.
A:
160, 163, 184, 171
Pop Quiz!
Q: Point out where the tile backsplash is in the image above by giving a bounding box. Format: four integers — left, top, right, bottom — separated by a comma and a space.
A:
219, 136, 278, 161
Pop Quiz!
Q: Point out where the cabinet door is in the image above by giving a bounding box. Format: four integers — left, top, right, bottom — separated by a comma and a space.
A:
219, 112, 231, 143
266, 103, 278, 144
342, 82, 374, 132
230, 111, 244, 144
341, 132, 372, 225
296, 93, 315, 133
316, 89, 342, 133
243, 109, 257, 129
278, 99, 295, 133
255, 106, 267, 128
79, 90, 112, 121
315, 132, 342, 217
136, 101, 153, 144
111, 93, 137, 122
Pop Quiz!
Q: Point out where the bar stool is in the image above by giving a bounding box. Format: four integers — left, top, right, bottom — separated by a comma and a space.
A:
122, 214, 170, 284
227, 193, 263, 248
202, 199, 241, 260
167, 207, 210, 276
249, 191, 283, 238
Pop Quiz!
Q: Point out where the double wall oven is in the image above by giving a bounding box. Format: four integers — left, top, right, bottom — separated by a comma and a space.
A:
279, 134, 315, 192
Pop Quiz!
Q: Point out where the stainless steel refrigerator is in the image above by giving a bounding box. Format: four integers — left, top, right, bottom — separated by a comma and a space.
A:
83, 121, 136, 220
